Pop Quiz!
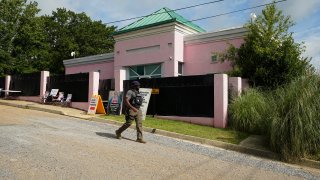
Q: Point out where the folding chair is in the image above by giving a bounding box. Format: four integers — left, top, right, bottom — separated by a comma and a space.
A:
63, 94, 72, 107
49, 89, 59, 97
52, 92, 64, 102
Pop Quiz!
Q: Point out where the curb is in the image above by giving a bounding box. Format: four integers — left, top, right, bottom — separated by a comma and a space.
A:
1, 101, 319, 170
28, 106, 65, 115
90, 117, 320, 170
90, 117, 279, 160
300, 158, 320, 169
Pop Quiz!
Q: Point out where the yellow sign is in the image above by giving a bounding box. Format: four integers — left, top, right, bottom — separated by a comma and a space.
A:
152, 88, 159, 94
87, 95, 106, 115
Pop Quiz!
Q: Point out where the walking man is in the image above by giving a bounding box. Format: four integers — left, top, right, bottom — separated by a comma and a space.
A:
115, 81, 146, 143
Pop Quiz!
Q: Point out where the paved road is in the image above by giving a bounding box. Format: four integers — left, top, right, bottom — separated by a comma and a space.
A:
0, 105, 319, 179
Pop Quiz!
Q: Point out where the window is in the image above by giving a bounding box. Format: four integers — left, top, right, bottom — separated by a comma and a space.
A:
178, 62, 183, 76
128, 64, 161, 80
211, 53, 220, 63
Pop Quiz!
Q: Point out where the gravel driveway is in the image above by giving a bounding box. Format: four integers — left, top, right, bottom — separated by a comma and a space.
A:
0, 105, 319, 179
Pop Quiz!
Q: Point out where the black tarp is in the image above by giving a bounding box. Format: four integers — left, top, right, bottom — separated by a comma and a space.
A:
9, 72, 41, 96
47, 73, 89, 102
123, 74, 214, 117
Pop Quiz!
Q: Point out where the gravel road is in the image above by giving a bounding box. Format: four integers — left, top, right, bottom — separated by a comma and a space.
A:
0, 105, 319, 179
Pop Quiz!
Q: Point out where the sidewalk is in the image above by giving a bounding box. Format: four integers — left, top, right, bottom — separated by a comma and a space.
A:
0, 99, 319, 170
0, 99, 93, 120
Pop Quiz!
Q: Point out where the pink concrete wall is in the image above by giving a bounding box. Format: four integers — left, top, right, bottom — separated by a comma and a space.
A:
70, 102, 88, 111
65, 61, 114, 80
184, 38, 244, 76
114, 31, 174, 76
15, 96, 41, 103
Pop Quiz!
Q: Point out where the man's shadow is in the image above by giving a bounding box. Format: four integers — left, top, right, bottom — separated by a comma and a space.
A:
95, 132, 135, 142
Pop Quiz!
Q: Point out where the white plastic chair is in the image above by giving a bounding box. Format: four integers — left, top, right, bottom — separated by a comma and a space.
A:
52, 92, 64, 102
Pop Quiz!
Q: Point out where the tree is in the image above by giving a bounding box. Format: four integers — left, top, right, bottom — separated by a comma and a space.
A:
0, 0, 46, 75
223, 2, 312, 88
0, 1, 116, 76
42, 8, 116, 74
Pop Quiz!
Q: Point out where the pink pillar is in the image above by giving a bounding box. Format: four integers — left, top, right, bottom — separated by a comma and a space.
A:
115, 68, 126, 92
214, 74, 228, 128
88, 72, 100, 102
40, 71, 50, 97
5, 75, 11, 97
229, 77, 242, 97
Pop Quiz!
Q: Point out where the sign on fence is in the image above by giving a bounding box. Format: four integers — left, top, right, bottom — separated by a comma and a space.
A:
87, 95, 106, 115
107, 91, 123, 115
139, 88, 152, 120
151, 88, 159, 94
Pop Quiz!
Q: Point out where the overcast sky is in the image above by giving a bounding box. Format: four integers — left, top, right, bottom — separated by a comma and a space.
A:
33, 0, 320, 68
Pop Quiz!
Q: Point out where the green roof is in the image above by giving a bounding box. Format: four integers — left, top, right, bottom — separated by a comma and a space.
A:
114, 7, 206, 35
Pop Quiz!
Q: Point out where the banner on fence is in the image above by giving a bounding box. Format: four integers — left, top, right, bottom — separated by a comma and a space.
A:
87, 95, 106, 115
139, 88, 152, 120
107, 91, 123, 115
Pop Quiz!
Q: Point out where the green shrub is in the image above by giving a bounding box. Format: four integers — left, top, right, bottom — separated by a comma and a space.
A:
270, 75, 320, 161
229, 89, 272, 134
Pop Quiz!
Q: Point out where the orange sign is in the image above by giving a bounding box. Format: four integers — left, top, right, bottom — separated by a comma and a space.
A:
87, 95, 106, 115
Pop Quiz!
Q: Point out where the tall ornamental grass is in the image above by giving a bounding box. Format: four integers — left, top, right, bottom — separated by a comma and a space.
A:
270, 75, 320, 161
229, 74, 320, 162
229, 89, 272, 134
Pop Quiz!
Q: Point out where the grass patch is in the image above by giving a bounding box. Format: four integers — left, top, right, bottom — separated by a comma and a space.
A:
100, 115, 249, 144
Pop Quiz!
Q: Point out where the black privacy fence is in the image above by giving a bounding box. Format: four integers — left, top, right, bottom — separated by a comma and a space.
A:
98, 79, 115, 100
123, 74, 214, 117
47, 73, 89, 102
0, 77, 5, 97
9, 72, 41, 96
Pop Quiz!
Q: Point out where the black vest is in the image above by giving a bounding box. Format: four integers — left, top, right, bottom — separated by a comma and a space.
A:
129, 90, 143, 108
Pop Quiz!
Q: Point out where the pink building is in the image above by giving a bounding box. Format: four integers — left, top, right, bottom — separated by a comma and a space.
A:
63, 7, 247, 92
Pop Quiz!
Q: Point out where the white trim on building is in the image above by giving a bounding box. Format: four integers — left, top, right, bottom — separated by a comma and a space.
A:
184, 27, 247, 45
63, 53, 114, 67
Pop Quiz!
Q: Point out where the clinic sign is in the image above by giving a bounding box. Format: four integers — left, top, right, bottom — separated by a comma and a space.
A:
139, 88, 152, 120
87, 95, 106, 115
